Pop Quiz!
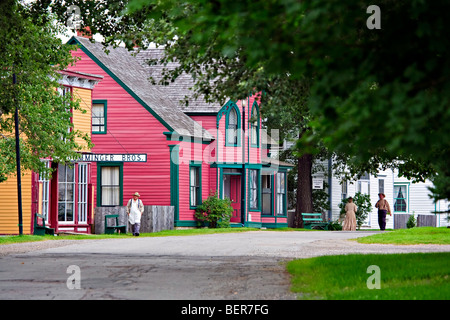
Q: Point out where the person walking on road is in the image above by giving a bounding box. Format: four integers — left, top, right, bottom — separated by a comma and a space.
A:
343, 197, 358, 231
127, 192, 144, 236
375, 193, 391, 231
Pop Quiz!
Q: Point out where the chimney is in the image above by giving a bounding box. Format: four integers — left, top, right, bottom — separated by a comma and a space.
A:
76, 26, 92, 39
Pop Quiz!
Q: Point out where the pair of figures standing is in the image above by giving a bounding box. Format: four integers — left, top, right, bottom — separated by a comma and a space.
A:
126, 192, 144, 236
343, 193, 391, 231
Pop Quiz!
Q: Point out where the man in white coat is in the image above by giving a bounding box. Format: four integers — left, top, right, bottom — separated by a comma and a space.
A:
127, 192, 144, 236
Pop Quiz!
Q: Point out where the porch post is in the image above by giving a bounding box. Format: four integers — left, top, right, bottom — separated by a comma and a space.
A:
241, 98, 247, 225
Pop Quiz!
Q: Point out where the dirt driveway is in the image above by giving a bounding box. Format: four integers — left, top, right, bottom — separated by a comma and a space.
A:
1, 231, 449, 300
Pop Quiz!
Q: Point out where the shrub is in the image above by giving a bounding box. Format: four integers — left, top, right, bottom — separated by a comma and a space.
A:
328, 219, 343, 231
194, 192, 234, 228
407, 214, 416, 229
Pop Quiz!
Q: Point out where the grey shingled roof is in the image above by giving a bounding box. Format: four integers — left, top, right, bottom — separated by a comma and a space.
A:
134, 48, 222, 113
134, 48, 283, 147
71, 36, 214, 140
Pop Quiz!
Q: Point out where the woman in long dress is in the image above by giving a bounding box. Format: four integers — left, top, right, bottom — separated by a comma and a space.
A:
343, 197, 357, 231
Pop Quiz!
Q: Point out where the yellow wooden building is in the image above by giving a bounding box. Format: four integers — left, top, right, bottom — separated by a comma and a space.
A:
0, 70, 102, 235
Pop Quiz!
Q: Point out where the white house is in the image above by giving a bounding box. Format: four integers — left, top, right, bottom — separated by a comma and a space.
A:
320, 159, 449, 229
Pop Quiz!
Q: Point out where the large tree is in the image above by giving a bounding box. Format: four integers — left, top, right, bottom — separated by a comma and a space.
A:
0, 0, 92, 182
32, 0, 450, 205
127, 0, 450, 201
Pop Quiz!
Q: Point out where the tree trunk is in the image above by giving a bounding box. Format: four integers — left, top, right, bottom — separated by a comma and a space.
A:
295, 152, 313, 228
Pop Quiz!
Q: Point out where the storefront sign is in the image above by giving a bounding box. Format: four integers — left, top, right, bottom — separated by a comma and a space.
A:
80, 153, 147, 162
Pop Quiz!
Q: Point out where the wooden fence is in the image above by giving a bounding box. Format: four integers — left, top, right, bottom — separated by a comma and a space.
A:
94, 205, 174, 234
394, 213, 436, 229
394, 214, 412, 229
417, 214, 436, 227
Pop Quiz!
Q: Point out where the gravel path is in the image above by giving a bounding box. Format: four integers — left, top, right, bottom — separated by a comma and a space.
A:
0, 239, 97, 257
1, 231, 449, 300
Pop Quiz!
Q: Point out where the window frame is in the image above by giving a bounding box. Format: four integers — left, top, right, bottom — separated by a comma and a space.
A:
189, 162, 202, 209
394, 183, 409, 213
57, 163, 76, 222
77, 163, 89, 223
38, 160, 51, 223
225, 105, 241, 147
250, 102, 260, 148
92, 99, 107, 134
341, 180, 348, 200
249, 169, 261, 211
97, 162, 123, 207
261, 173, 273, 216
275, 171, 287, 216
378, 179, 385, 195
58, 86, 73, 140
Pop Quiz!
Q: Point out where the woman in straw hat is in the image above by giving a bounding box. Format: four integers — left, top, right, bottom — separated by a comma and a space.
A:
343, 197, 357, 231
127, 192, 144, 236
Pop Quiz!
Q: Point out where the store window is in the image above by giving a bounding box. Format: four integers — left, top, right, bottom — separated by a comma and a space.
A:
99, 164, 122, 206
58, 163, 75, 222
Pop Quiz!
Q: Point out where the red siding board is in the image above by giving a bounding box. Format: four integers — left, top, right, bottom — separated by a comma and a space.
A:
69, 48, 172, 208
70, 46, 286, 228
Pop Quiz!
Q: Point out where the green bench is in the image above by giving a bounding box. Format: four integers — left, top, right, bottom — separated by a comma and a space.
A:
302, 213, 329, 230
33, 213, 55, 236
104, 214, 126, 234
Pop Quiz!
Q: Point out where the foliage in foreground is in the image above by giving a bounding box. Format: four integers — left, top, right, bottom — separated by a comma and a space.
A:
0, 0, 91, 181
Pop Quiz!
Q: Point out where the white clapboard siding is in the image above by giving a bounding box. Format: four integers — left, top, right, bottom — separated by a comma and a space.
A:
316, 159, 448, 229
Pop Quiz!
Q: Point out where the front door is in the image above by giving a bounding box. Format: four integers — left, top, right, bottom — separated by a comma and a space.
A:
223, 174, 241, 223
230, 175, 241, 223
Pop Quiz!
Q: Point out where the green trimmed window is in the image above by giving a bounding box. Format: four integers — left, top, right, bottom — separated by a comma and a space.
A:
226, 106, 240, 146
262, 174, 272, 215
98, 163, 123, 206
276, 172, 286, 215
92, 100, 107, 134
394, 185, 408, 212
249, 169, 260, 210
250, 102, 259, 147
190, 163, 202, 208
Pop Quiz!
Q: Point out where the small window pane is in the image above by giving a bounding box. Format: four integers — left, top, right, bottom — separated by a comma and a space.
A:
101, 166, 120, 206
92, 103, 105, 133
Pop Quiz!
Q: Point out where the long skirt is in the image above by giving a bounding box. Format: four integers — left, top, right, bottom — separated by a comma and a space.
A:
343, 211, 357, 231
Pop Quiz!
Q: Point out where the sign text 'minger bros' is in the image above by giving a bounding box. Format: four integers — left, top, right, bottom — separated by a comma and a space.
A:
80, 153, 147, 162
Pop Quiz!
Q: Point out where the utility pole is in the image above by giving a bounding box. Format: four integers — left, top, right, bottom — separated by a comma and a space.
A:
13, 71, 23, 235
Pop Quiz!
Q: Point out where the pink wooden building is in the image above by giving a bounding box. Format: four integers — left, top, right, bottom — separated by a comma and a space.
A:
67, 36, 292, 229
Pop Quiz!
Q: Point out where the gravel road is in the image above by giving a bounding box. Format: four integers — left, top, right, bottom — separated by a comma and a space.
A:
1, 231, 449, 300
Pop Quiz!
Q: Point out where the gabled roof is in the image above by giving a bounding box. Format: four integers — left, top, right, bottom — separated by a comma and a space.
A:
68, 36, 214, 141
135, 49, 222, 114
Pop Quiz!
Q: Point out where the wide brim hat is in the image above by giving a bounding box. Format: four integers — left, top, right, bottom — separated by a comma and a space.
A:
133, 192, 140, 197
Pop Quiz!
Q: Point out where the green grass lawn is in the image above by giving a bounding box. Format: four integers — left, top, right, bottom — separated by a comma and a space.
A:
356, 227, 450, 245
287, 252, 450, 300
